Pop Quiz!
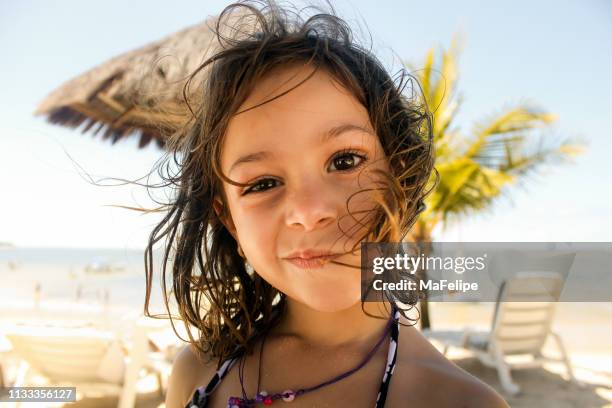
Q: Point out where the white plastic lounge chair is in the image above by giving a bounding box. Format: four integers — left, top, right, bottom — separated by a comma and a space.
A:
4, 322, 169, 408
423, 271, 581, 395
0, 334, 12, 387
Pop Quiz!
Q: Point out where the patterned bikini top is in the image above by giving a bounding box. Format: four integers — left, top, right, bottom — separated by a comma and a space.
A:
186, 307, 401, 408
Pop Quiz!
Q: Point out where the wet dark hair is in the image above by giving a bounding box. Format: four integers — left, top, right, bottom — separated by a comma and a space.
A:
143, 0, 435, 368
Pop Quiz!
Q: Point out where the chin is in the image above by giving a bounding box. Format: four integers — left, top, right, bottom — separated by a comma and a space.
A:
291, 283, 362, 313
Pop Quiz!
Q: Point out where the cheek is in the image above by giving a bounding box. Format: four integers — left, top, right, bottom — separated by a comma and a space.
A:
338, 175, 386, 234
232, 204, 278, 260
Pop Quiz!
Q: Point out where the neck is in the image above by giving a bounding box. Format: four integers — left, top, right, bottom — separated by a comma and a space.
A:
270, 299, 395, 351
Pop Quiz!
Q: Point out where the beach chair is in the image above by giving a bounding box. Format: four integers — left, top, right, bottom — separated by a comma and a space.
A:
4, 323, 169, 408
422, 271, 580, 395
0, 334, 11, 387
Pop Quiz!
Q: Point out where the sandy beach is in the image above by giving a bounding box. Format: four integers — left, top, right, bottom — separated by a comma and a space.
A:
1, 249, 610, 407
426, 302, 612, 408
1, 300, 610, 407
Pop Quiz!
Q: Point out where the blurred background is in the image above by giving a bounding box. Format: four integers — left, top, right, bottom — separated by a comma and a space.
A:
1, 0, 611, 407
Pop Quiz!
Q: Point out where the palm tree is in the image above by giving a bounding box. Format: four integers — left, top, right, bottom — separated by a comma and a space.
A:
405, 35, 585, 329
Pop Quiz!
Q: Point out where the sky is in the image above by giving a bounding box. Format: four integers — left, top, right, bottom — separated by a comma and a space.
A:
0, 0, 611, 249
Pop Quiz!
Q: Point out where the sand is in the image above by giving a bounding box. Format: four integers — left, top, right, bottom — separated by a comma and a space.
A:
1, 301, 610, 407
425, 302, 612, 408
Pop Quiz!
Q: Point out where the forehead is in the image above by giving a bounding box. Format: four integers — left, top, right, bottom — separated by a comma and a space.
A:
221, 63, 372, 167
237, 62, 365, 117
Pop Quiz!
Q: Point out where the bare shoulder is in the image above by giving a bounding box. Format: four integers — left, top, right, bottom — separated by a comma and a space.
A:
400, 358, 510, 408
165, 344, 217, 408
389, 322, 509, 408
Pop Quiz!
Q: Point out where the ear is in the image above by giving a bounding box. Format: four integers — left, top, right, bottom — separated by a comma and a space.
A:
213, 196, 237, 239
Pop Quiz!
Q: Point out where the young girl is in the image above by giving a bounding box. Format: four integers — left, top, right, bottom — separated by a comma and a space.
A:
144, 1, 509, 407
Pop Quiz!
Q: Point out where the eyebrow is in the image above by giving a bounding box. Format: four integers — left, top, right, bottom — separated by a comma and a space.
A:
229, 123, 375, 174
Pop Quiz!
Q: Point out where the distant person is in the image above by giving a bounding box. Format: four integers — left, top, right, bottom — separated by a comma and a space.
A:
75, 283, 83, 301
34, 282, 41, 308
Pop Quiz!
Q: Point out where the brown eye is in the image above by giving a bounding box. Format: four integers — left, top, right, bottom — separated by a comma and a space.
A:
242, 178, 279, 195
329, 151, 367, 172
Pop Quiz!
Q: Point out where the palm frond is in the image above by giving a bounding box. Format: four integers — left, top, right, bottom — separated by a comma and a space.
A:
403, 34, 464, 145
466, 105, 557, 160
405, 33, 585, 234
427, 158, 515, 222
420, 48, 434, 103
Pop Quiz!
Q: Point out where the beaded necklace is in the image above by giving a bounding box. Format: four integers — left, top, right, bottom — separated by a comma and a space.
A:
227, 306, 398, 407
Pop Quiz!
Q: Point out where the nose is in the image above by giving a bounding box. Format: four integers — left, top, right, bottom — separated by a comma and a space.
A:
285, 180, 338, 232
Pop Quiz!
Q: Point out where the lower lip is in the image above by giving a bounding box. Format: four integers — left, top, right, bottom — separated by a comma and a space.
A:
285, 256, 339, 269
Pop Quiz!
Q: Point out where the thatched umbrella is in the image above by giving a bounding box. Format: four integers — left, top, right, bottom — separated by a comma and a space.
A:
35, 16, 223, 149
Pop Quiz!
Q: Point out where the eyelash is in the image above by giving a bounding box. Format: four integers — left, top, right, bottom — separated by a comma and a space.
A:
241, 149, 369, 195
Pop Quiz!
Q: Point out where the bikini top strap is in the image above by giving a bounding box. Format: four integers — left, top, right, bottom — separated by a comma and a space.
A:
375, 305, 401, 407
188, 345, 243, 408
188, 309, 283, 407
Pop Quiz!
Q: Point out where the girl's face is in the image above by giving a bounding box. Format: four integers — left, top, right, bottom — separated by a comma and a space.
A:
218, 63, 388, 312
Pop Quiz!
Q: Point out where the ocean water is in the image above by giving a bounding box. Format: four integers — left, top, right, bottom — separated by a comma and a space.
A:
3, 247, 612, 312
0, 247, 169, 311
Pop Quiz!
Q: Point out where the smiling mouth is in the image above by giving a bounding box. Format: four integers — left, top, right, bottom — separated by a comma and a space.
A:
284, 254, 340, 269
